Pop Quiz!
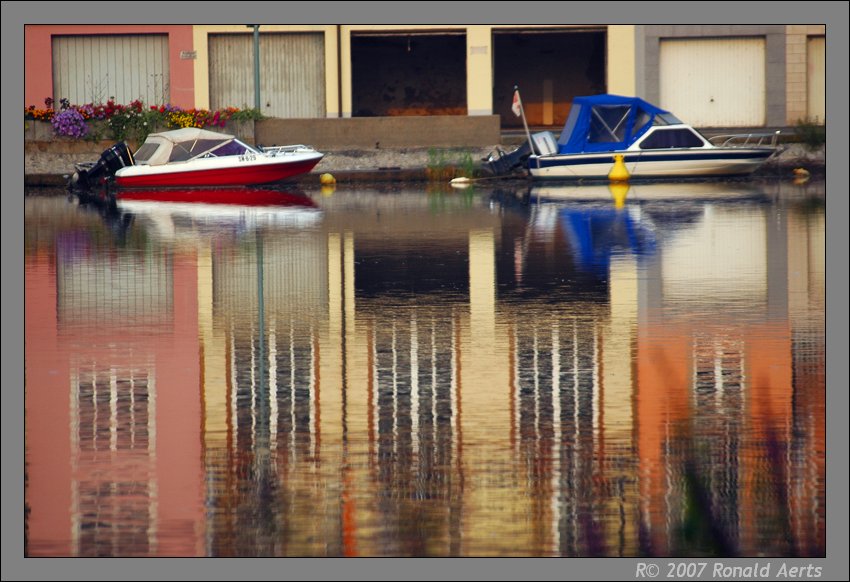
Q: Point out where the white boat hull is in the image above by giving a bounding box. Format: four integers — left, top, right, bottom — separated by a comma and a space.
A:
528, 148, 774, 179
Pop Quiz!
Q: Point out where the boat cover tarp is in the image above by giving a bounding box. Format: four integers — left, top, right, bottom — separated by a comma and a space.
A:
136, 128, 238, 166
556, 95, 671, 155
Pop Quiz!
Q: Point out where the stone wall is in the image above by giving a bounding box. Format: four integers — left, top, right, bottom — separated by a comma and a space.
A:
255, 115, 502, 150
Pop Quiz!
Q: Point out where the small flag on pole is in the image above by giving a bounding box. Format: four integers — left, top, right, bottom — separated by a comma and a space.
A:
511, 89, 522, 117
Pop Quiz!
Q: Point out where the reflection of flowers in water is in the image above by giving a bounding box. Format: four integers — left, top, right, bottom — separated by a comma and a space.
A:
55, 231, 92, 263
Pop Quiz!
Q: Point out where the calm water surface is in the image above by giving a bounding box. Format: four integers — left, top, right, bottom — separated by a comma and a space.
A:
24, 180, 825, 557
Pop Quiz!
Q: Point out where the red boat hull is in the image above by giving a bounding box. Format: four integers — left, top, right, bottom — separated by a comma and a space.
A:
114, 157, 322, 188
116, 187, 317, 208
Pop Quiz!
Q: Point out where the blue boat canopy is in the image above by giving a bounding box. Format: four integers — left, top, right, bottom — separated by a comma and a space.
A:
556, 94, 683, 154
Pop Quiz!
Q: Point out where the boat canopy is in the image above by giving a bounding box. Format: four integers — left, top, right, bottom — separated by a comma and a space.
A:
132, 127, 256, 166
556, 94, 681, 154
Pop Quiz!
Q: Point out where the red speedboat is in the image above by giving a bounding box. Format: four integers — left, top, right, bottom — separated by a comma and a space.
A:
70, 127, 324, 190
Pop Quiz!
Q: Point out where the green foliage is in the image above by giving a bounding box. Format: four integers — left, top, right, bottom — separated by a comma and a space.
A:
227, 107, 266, 122
794, 118, 826, 152
456, 150, 476, 179
427, 148, 477, 181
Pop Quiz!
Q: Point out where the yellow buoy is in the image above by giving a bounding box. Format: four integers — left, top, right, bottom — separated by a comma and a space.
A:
608, 154, 630, 182
320, 173, 336, 185
792, 167, 810, 185
608, 181, 630, 209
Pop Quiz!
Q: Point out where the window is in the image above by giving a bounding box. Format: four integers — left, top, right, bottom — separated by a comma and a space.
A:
168, 139, 230, 162
133, 143, 161, 164
588, 105, 631, 143
208, 139, 258, 157
639, 128, 705, 149
655, 113, 684, 126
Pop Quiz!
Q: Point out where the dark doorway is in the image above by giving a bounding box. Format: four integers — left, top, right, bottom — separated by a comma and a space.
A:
493, 29, 606, 128
351, 32, 467, 117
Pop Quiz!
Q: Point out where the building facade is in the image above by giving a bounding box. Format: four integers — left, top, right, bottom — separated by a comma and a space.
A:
25, 24, 826, 129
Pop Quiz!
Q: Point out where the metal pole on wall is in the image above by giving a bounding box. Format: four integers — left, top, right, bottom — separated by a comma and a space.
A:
248, 25, 261, 111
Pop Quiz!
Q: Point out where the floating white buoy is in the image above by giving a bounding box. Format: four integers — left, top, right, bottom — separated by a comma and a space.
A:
450, 176, 473, 184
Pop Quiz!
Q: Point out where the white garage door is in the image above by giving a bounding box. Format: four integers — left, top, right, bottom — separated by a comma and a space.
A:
807, 36, 825, 122
52, 35, 170, 105
660, 37, 766, 127
209, 33, 326, 119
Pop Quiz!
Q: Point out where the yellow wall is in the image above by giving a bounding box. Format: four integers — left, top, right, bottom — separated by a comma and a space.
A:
466, 26, 494, 116
785, 25, 826, 124
607, 25, 636, 96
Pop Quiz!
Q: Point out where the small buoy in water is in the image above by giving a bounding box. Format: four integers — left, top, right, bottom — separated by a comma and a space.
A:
608, 181, 630, 209
608, 154, 630, 182
450, 176, 473, 185
320, 173, 336, 185
792, 167, 810, 185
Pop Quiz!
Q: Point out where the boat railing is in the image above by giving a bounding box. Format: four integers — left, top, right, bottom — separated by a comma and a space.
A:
261, 145, 315, 157
708, 130, 780, 148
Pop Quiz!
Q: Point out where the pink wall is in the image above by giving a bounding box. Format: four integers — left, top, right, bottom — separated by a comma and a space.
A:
25, 25, 195, 109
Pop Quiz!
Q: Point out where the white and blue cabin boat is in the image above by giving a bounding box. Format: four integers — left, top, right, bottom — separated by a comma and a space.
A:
525, 94, 779, 180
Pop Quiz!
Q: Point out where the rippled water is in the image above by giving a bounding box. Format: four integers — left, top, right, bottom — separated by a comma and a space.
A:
24, 180, 825, 557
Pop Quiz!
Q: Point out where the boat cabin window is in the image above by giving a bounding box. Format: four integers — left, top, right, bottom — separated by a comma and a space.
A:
207, 139, 259, 157
588, 105, 631, 143
654, 113, 684, 125
133, 142, 162, 164
639, 128, 705, 149
169, 139, 231, 162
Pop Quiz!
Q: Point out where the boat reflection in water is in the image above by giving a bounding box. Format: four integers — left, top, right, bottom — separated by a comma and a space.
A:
107, 187, 323, 243
24, 182, 825, 557
528, 179, 768, 203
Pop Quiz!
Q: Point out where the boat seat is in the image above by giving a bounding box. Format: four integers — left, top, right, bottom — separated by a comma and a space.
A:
532, 131, 558, 156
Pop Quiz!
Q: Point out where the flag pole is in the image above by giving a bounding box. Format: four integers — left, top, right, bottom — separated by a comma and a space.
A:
514, 85, 536, 155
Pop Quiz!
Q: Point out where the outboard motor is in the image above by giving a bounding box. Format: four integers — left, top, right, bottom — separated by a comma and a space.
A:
70, 142, 134, 190
483, 141, 531, 176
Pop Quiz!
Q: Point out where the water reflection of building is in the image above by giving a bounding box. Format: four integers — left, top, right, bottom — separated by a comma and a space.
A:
634, 199, 825, 556
25, 190, 825, 556
26, 227, 205, 556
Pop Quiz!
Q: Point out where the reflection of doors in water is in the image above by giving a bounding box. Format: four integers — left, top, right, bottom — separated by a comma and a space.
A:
493, 29, 606, 128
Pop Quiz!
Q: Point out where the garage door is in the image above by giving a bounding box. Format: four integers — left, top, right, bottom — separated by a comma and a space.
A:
209, 33, 325, 119
52, 35, 170, 105
660, 37, 766, 127
807, 36, 825, 122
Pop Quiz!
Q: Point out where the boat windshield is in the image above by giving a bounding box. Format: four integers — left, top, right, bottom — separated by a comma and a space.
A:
655, 113, 684, 125
133, 142, 161, 164
169, 139, 232, 162
206, 139, 260, 157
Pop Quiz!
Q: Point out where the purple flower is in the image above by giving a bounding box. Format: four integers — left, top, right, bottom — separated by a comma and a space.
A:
52, 109, 89, 139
